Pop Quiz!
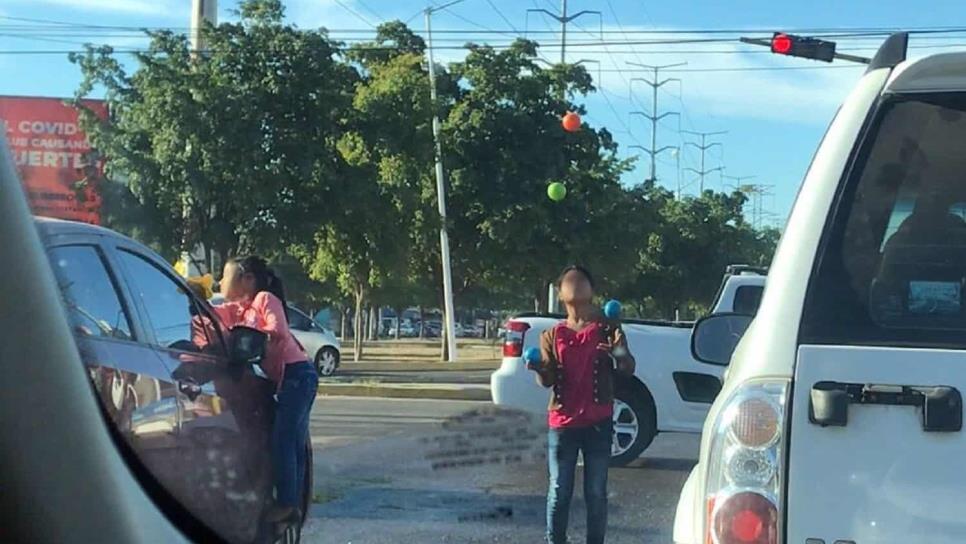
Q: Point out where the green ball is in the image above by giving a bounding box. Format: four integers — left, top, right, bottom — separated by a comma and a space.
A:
547, 182, 567, 202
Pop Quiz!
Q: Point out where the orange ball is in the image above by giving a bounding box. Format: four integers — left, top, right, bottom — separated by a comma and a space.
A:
562, 112, 581, 132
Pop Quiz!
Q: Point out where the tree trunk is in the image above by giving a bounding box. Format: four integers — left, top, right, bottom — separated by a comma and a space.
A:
418, 306, 425, 339
394, 307, 402, 339
368, 305, 378, 341
339, 306, 349, 342
353, 286, 365, 362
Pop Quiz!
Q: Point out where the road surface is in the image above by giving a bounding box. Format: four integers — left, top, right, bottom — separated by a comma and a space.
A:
303, 396, 699, 543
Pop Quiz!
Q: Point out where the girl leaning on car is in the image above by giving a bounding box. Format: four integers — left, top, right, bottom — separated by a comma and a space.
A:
214, 255, 317, 524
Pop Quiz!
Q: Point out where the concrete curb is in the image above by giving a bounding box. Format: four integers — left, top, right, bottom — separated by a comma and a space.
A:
339, 362, 499, 372
317, 383, 492, 402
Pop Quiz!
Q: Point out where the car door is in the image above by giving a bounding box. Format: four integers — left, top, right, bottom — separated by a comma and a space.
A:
791, 92, 966, 543
112, 247, 275, 544
44, 242, 183, 492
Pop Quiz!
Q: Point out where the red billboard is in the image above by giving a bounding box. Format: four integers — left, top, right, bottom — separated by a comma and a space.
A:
0, 96, 107, 224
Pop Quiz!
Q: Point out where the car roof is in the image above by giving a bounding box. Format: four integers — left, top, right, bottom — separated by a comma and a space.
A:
35, 216, 163, 258
887, 52, 966, 94
36, 216, 136, 242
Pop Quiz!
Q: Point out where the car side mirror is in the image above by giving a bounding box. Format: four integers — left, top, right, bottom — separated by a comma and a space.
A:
228, 326, 267, 365
691, 313, 754, 366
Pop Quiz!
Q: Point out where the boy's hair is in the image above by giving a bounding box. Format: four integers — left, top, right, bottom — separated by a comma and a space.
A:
556, 265, 595, 289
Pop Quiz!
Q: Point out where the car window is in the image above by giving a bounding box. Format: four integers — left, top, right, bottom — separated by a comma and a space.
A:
47, 245, 132, 341
732, 285, 763, 316
116, 250, 221, 353
802, 93, 966, 347
286, 307, 313, 332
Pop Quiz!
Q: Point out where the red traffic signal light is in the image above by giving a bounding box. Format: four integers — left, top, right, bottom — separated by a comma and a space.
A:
770, 32, 836, 62
771, 33, 793, 55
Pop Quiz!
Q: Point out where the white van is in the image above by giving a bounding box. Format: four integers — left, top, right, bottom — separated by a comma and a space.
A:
674, 33, 966, 544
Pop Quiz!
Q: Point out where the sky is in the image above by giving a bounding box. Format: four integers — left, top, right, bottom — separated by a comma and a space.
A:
2, 0, 965, 226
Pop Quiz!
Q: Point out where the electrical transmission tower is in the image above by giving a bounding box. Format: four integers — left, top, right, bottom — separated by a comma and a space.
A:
527, 1, 601, 64
733, 183, 776, 229
682, 130, 727, 192
627, 62, 684, 184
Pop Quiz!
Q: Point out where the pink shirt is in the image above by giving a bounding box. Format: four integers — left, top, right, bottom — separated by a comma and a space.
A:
212, 291, 308, 385
547, 322, 614, 429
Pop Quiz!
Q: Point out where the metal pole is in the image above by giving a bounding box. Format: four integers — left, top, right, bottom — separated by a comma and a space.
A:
426, 7, 458, 362
699, 134, 706, 192
650, 66, 658, 182
182, 0, 216, 277
559, 0, 567, 64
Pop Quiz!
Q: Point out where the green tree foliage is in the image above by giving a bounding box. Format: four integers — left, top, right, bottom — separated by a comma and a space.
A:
69, 12, 781, 340
69, 0, 353, 264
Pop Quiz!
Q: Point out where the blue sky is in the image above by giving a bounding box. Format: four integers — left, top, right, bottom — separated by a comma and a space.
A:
2, 0, 965, 225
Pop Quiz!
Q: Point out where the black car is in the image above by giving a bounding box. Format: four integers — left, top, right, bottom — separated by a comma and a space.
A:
37, 217, 311, 544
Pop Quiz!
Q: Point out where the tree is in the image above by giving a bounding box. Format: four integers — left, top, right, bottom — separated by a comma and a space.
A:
439, 40, 638, 312
69, 0, 354, 267
626, 187, 779, 319
291, 22, 437, 360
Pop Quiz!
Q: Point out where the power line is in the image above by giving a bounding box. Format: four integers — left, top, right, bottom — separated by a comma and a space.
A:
333, 0, 377, 28
485, 0, 521, 32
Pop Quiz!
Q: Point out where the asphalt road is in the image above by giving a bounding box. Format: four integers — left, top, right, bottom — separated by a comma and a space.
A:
302, 396, 700, 544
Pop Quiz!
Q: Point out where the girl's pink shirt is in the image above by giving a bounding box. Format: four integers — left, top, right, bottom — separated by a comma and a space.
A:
212, 291, 308, 384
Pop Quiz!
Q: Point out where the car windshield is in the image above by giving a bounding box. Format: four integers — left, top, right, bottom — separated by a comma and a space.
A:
7, 1, 953, 542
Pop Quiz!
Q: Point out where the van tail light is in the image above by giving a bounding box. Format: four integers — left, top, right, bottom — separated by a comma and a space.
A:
502, 320, 530, 357
705, 380, 788, 544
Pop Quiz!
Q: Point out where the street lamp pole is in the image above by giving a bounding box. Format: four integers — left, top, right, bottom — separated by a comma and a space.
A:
425, 0, 462, 362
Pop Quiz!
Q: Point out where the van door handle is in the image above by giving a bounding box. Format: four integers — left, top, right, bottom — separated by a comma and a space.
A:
810, 381, 962, 432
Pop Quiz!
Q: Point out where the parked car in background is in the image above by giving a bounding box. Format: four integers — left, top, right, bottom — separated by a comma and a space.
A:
285, 305, 342, 377
461, 324, 483, 338
491, 266, 766, 466
398, 320, 418, 337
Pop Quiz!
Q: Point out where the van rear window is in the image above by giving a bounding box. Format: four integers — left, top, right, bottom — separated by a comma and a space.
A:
802, 93, 966, 347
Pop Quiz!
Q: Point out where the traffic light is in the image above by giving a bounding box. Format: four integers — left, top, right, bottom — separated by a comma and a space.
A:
770, 32, 836, 62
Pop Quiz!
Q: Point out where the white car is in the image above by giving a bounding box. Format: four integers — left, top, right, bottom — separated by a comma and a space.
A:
209, 294, 341, 376
675, 34, 966, 544
285, 305, 341, 377
491, 266, 766, 466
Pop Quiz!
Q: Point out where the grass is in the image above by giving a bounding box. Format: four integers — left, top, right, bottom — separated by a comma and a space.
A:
343, 337, 502, 363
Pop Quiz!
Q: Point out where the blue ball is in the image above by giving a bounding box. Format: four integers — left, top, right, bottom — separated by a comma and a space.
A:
523, 346, 541, 363
603, 299, 622, 319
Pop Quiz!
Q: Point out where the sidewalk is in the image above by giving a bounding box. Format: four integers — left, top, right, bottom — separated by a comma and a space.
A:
318, 358, 500, 401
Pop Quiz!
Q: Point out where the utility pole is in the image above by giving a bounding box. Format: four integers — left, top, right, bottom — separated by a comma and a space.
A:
682, 130, 726, 192
723, 174, 756, 193
527, 2, 601, 65
181, 0, 217, 277
629, 144, 678, 187
425, 0, 462, 362
628, 62, 684, 184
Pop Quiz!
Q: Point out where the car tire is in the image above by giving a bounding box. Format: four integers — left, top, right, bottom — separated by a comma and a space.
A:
314, 347, 339, 377
609, 381, 657, 467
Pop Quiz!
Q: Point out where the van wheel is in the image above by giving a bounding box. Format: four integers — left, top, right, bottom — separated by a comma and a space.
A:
610, 382, 657, 467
